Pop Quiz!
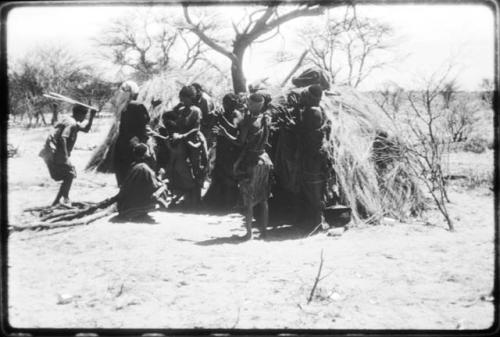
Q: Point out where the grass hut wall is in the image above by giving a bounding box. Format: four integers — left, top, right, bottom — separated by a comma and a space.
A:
85, 71, 193, 173
86, 69, 425, 224
267, 84, 426, 223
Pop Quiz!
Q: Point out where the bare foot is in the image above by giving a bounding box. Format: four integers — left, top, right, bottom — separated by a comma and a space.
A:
259, 230, 267, 240
59, 198, 72, 208
242, 231, 253, 241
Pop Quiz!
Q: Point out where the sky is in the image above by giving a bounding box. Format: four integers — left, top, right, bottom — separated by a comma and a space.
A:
5, 3, 495, 91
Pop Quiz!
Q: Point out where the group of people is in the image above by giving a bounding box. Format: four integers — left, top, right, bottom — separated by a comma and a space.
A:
40, 69, 334, 240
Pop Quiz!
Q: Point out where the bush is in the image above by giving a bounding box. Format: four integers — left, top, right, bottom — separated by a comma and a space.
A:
463, 137, 488, 153
7, 143, 19, 158
487, 139, 494, 150
459, 168, 493, 190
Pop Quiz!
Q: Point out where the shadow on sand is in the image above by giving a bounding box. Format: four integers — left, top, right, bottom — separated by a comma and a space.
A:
109, 213, 159, 224
195, 221, 310, 246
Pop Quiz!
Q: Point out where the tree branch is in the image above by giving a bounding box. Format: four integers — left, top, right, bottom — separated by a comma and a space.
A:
307, 249, 324, 304
247, 5, 325, 43
281, 49, 309, 87
183, 5, 236, 62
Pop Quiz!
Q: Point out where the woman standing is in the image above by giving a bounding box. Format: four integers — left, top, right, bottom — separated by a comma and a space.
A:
214, 93, 273, 240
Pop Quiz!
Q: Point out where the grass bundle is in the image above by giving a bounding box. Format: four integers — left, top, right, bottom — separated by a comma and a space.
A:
270, 84, 425, 223
86, 71, 189, 172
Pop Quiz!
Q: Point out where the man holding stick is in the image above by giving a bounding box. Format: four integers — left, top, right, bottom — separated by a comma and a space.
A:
39, 104, 97, 206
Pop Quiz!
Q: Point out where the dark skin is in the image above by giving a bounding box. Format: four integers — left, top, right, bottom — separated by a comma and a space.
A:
298, 92, 329, 229
173, 94, 205, 209
214, 101, 243, 209
173, 95, 200, 141
213, 99, 269, 240
52, 107, 97, 206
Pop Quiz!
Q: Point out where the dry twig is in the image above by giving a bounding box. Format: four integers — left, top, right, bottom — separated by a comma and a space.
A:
307, 248, 325, 304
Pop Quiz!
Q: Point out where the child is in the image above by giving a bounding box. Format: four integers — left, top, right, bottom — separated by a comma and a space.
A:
39, 104, 96, 206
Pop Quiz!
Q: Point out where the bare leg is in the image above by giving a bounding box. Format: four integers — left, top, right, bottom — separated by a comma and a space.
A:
52, 184, 64, 206
52, 177, 73, 206
193, 185, 202, 210
61, 177, 73, 200
188, 149, 204, 210
243, 204, 253, 240
256, 201, 268, 239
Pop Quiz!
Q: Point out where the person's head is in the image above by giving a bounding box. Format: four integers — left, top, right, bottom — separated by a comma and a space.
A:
179, 85, 197, 106
247, 93, 265, 115
301, 84, 323, 107
262, 93, 272, 112
191, 82, 203, 100
222, 93, 239, 113
133, 143, 149, 162
120, 80, 140, 101
72, 104, 87, 122
292, 68, 330, 91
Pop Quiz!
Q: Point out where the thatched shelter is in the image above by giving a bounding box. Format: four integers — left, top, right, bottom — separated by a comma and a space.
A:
264, 84, 426, 223
86, 70, 208, 173
87, 69, 425, 223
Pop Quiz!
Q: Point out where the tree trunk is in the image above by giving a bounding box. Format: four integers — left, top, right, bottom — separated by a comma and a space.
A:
37, 111, 47, 126
51, 104, 59, 125
231, 47, 247, 93
231, 59, 247, 93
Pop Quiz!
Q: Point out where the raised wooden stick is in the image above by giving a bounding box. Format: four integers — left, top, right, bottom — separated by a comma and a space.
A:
43, 92, 98, 111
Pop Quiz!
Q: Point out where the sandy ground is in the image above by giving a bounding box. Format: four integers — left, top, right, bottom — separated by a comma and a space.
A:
5, 118, 496, 330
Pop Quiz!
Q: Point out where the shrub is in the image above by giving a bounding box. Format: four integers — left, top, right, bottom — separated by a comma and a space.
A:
487, 139, 494, 150
463, 137, 488, 154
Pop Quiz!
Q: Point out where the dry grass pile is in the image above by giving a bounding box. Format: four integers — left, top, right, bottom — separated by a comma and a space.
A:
86, 68, 231, 172
138, 68, 230, 120
85, 88, 130, 172
137, 69, 189, 125
269, 84, 426, 223
85, 68, 425, 223
86, 70, 190, 172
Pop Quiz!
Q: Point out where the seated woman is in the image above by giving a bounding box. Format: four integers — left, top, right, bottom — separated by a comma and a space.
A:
116, 143, 164, 221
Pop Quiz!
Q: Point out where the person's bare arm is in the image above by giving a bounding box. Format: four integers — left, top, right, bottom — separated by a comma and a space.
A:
173, 107, 201, 140
187, 140, 202, 148
214, 119, 247, 147
221, 115, 238, 130
60, 137, 70, 164
178, 126, 200, 137
78, 109, 97, 133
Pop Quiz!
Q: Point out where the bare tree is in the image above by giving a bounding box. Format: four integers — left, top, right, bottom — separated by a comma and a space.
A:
402, 65, 457, 231
375, 81, 404, 119
302, 6, 396, 88
70, 76, 119, 113
182, 3, 325, 93
444, 96, 479, 142
440, 79, 459, 109
280, 49, 309, 87
96, 10, 209, 81
479, 78, 494, 107
8, 45, 92, 127
96, 12, 176, 78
